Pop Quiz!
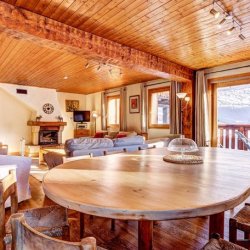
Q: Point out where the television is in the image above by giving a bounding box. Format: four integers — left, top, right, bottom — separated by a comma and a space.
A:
73, 111, 90, 122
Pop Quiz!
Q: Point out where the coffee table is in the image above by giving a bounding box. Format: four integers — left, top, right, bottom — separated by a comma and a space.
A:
43, 147, 250, 249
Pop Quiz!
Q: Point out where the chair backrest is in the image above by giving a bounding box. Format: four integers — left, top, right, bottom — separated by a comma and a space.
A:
235, 131, 250, 150
0, 167, 18, 249
11, 213, 97, 250
0, 143, 8, 155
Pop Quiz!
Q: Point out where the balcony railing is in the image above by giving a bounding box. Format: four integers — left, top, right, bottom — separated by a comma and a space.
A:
218, 124, 250, 150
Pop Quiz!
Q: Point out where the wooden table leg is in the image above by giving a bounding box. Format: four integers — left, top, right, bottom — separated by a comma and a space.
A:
138, 221, 153, 250
80, 213, 85, 238
209, 212, 225, 238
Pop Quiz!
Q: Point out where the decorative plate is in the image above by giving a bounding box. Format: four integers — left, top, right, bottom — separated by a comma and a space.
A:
163, 154, 203, 164
43, 103, 54, 114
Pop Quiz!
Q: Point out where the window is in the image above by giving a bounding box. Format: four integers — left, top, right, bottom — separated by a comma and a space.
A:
107, 95, 120, 126
148, 87, 170, 128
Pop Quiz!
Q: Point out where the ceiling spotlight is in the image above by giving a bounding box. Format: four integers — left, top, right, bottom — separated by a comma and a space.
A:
239, 33, 246, 40
63, 76, 68, 80
218, 18, 226, 28
85, 62, 89, 68
227, 26, 235, 35
210, 8, 220, 19
225, 12, 233, 20
97, 64, 101, 71
239, 28, 246, 40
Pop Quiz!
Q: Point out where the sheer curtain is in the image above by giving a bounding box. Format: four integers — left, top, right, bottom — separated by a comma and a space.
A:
170, 81, 181, 134
101, 88, 127, 131
195, 70, 210, 146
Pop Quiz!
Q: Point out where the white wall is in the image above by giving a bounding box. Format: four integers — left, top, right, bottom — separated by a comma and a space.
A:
0, 88, 33, 153
0, 83, 62, 121
85, 92, 102, 134
85, 80, 171, 139
0, 83, 87, 152
205, 60, 250, 80
57, 92, 86, 142
126, 84, 141, 132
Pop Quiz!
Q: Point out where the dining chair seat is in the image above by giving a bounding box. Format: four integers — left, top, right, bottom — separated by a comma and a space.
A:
202, 233, 247, 250
229, 203, 250, 249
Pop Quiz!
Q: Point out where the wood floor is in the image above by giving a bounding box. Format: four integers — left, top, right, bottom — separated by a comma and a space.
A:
7, 176, 249, 250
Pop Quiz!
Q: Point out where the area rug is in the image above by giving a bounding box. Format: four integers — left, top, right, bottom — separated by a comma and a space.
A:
30, 160, 49, 182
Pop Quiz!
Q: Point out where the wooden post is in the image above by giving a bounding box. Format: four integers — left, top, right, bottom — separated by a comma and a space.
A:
209, 212, 225, 238
138, 221, 153, 250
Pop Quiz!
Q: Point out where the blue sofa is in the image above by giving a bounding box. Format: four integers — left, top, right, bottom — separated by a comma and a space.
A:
65, 136, 148, 157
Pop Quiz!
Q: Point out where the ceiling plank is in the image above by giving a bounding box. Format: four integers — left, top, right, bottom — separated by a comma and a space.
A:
0, 1, 193, 82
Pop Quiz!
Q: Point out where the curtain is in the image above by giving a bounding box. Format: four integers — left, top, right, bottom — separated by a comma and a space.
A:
195, 70, 210, 146
140, 82, 147, 133
101, 92, 107, 130
120, 87, 127, 131
170, 81, 181, 134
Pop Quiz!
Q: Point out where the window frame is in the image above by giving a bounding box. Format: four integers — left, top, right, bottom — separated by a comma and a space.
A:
106, 94, 120, 127
148, 86, 170, 129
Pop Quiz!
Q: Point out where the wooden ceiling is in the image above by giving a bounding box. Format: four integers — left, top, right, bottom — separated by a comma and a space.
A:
0, 0, 250, 93
0, 32, 157, 94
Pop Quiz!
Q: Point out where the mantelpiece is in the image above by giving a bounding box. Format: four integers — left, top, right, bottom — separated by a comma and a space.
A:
27, 121, 67, 127
27, 121, 67, 145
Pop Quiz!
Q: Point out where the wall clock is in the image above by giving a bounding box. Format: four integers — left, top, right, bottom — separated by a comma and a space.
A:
43, 103, 54, 114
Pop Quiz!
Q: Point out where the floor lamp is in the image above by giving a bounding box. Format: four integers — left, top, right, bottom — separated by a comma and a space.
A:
176, 92, 190, 136
92, 111, 98, 135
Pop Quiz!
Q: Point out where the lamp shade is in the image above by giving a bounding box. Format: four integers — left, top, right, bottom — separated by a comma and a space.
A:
92, 111, 98, 118
176, 92, 187, 99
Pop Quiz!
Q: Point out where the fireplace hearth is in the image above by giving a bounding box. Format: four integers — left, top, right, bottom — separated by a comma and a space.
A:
39, 130, 58, 145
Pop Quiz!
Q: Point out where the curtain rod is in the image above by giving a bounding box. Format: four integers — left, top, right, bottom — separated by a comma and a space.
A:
143, 81, 170, 88
205, 64, 250, 75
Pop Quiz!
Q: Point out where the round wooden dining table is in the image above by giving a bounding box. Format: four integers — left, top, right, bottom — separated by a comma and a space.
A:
43, 147, 250, 250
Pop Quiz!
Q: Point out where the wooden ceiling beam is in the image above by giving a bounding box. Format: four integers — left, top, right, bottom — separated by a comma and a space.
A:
0, 1, 193, 82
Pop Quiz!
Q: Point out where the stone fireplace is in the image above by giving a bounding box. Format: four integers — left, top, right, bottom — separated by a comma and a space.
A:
27, 121, 67, 145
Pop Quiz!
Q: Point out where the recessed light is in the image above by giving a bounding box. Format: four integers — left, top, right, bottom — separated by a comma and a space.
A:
63, 76, 68, 80
239, 33, 246, 40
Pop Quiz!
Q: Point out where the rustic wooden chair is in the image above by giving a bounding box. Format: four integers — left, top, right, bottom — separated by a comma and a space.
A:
202, 233, 247, 250
229, 203, 250, 249
9, 212, 102, 250
0, 167, 18, 250
4, 205, 70, 248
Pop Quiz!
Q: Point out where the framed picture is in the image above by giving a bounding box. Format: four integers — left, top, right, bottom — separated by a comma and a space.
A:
65, 100, 79, 112
129, 95, 140, 113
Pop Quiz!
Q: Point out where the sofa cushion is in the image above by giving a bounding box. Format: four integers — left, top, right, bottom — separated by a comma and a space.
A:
116, 134, 127, 138
118, 131, 137, 137
113, 135, 144, 147
65, 137, 114, 153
